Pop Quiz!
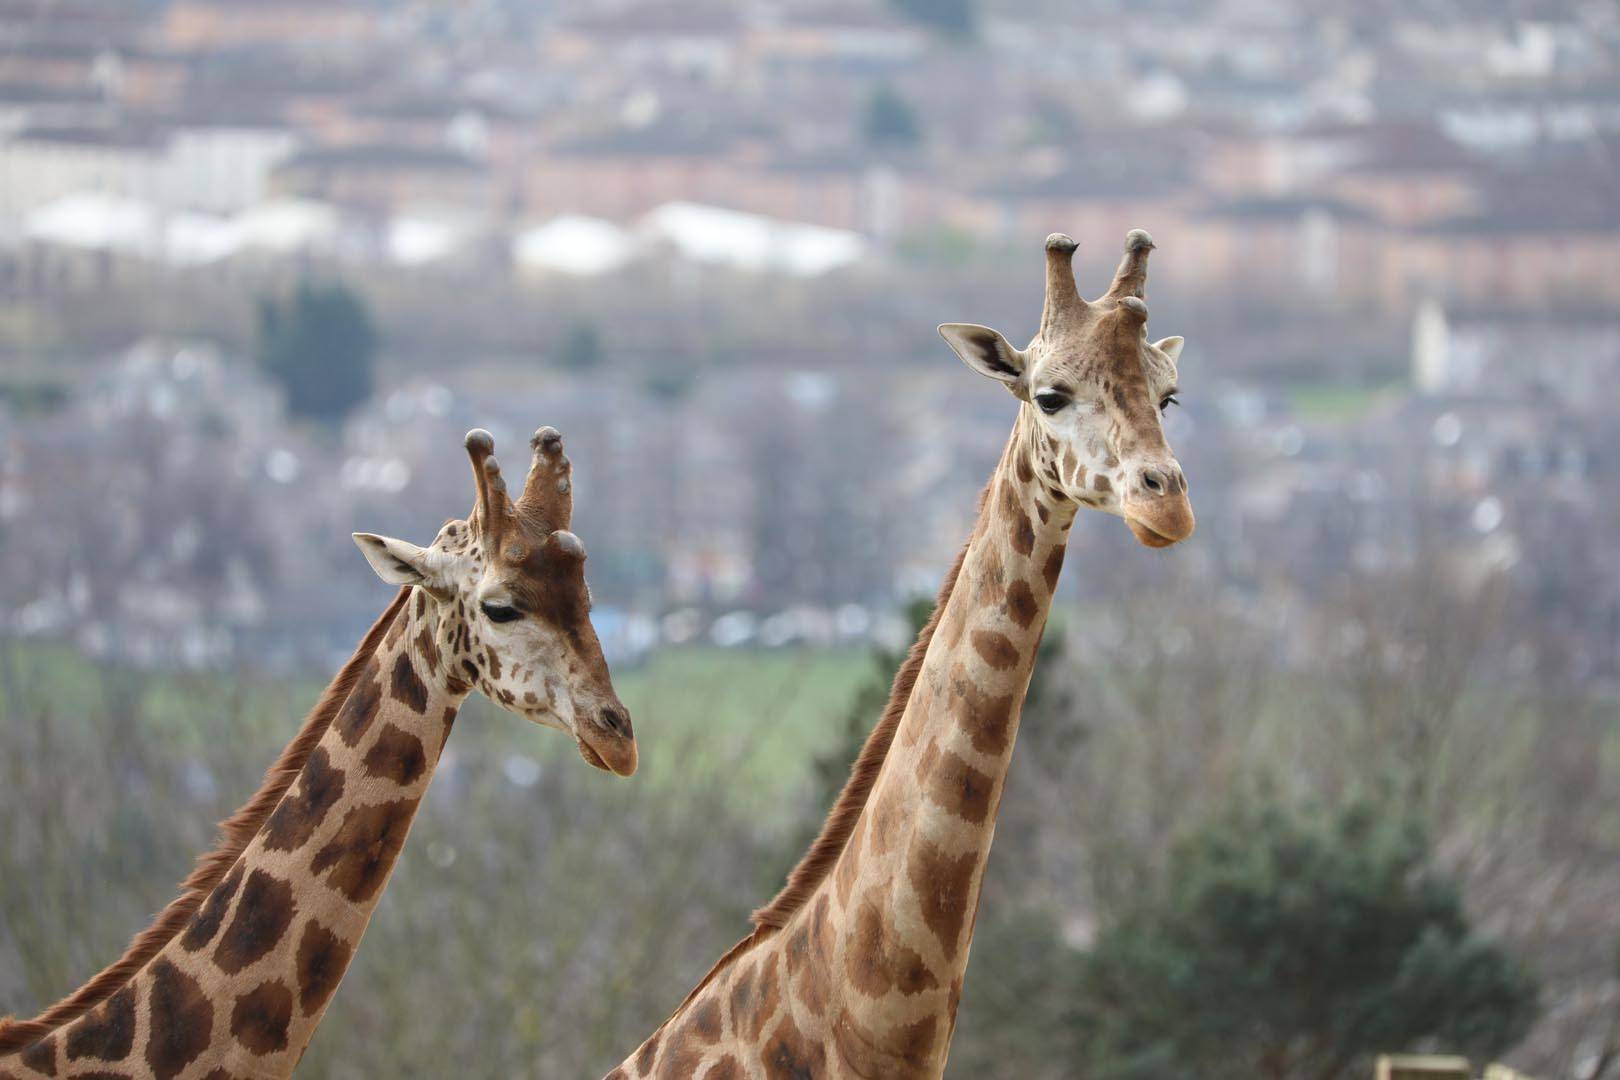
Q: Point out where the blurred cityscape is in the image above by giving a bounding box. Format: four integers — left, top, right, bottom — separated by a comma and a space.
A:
2, 0, 1620, 1076
1, 0, 1618, 676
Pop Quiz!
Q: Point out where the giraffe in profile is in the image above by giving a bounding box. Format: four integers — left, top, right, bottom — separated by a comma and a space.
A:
0, 426, 636, 1079
609, 230, 1195, 1079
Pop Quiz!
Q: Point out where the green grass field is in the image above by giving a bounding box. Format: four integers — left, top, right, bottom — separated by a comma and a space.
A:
0, 642, 873, 824
1282, 378, 1406, 422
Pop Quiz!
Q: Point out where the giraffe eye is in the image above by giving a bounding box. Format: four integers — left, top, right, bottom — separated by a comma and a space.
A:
481, 602, 521, 624
1034, 392, 1069, 415
1160, 394, 1180, 412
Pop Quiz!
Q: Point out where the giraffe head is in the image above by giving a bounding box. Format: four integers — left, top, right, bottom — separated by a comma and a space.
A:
940, 230, 1194, 548
353, 427, 636, 775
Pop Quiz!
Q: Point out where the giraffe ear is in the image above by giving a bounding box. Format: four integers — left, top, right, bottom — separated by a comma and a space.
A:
353, 533, 441, 587
938, 323, 1026, 395
1153, 335, 1185, 364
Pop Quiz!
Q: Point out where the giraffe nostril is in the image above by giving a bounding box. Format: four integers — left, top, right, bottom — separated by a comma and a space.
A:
1141, 468, 1166, 495
599, 707, 631, 737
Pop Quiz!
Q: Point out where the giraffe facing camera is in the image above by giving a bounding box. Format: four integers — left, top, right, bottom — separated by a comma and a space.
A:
610, 230, 1195, 1079
938, 228, 1194, 550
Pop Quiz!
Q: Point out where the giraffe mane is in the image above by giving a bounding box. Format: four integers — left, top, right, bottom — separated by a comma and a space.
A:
664, 485, 984, 1015
750, 529, 970, 932
0, 586, 412, 1053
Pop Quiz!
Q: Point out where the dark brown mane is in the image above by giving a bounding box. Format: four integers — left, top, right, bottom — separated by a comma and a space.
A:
750, 528, 973, 931
0, 587, 411, 1052
667, 486, 985, 1016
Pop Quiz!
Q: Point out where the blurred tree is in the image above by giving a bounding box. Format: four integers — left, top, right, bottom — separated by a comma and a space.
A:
255, 281, 378, 423
643, 369, 694, 402
888, 0, 975, 36
1076, 799, 1539, 1080
862, 84, 923, 148
944, 906, 1082, 1080
558, 319, 605, 372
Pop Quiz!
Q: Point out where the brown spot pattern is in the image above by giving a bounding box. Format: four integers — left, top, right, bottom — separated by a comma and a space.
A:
311, 797, 419, 902
145, 958, 212, 1080
1010, 505, 1035, 556
949, 666, 1015, 757
835, 819, 863, 907
19, 1035, 57, 1076
832, 1008, 938, 1079
795, 953, 829, 1019
295, 920, 352, 1017
334, 657, 383, 746
390, 652, 428, 714
869, 781, 906, 856
736, 953, 781, 1043
231, 980, 293, 1056
907, 838, 978, 962
1005, 579, 1038, 629
362, 723, 427, 786
1042, 545, 1066, 592
413, 624, 439, 675
214, 869, 295, 975
263, 748, 346, 852
383, 610, 406, 650
923, 747, 994, 825
846, 896, 939, 998
662, 1043, 705, 1078
64, 985, 134, 1062
700, 1057, 743, 1080
688, 998, 722, 1043
971, 629, 1019, 670
180, 859, 246, 951
760, 1014, 826, 1080
635, 1032, 660, 1074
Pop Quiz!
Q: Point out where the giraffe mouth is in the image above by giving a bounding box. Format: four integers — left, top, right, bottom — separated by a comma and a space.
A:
576, 737, 610, 771
1126, 516, 1180, 548
1124, 493, 1195, 549
575, 729, 638, 776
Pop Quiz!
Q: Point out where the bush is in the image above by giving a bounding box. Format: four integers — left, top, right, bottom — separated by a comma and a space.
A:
255, 281, 378, 423
1075, 799, 1539, 1080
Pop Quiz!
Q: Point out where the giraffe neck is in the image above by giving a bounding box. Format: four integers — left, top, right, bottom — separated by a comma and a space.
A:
813, 409, 1069, 1069
613, 411, 1072, 1080
6, 589, 465, 1080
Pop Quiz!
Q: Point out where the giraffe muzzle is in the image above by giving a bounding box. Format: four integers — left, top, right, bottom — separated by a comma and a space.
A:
576, 705, 638, 776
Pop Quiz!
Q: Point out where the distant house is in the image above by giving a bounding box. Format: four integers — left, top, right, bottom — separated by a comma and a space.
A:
1184, 196, 1382, 307
1388, 164, 1620, 313
271, 144, 493, 217
543, 4, 744, 83
164, 0, 378, 49
0, 82, 111, 137
638, 201, 867, 276
0, 119, 299, 217
1322, 123, 1485, 228
741, 8, 925, 73
0, 125, 169, 218
522, 128, 748, 221
962, 140, 1193, 253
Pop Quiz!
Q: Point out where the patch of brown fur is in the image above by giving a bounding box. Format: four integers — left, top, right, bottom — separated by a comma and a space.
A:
0, 587, 412, 1053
